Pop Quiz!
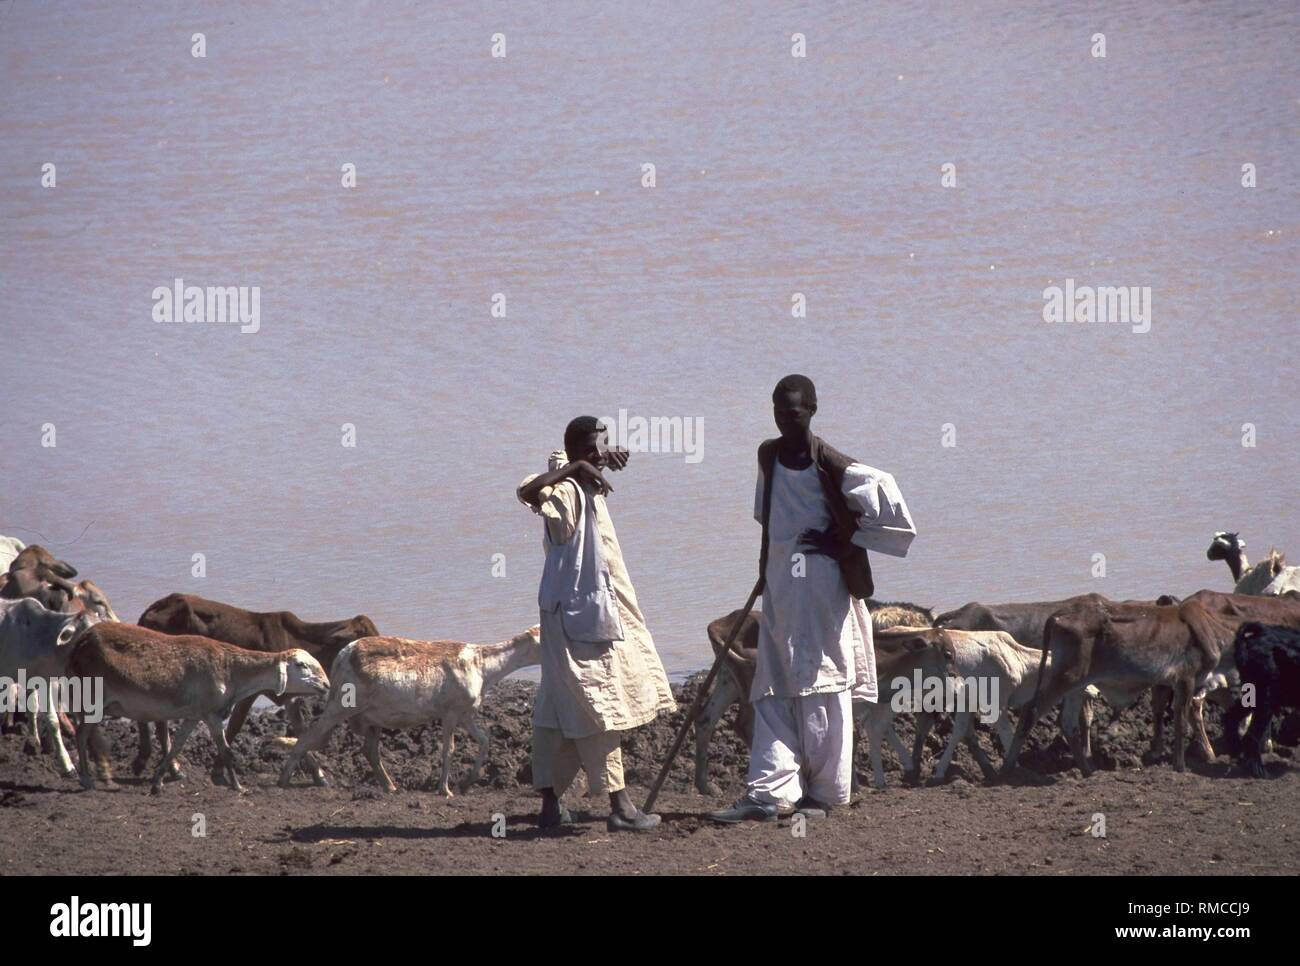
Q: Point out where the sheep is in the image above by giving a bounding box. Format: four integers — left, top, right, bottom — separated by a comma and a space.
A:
277, 625, 541, 794
66, 622, 330, 794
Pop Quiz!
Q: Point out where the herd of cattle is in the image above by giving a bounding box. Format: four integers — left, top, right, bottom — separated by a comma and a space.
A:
2, 530, 1300, 797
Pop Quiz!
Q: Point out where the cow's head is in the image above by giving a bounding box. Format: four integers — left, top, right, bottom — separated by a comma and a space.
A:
324, 615, 379, 652
9, 545, 78, 580
73, 580, 119, 622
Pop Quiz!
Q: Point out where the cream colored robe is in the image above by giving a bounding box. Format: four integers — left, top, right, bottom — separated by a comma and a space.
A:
519, 452, 677, 738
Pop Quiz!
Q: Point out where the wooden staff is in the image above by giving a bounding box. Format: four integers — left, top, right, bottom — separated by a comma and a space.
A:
642, 578, 762, 814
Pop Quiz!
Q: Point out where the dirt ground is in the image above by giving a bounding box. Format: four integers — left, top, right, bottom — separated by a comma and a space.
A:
2, 679, 1297, 875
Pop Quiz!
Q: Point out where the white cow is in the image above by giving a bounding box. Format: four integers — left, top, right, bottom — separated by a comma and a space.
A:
0, 598, 96, 774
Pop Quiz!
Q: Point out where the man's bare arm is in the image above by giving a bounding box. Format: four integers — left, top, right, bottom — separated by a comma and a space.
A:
517, 460, 612, 508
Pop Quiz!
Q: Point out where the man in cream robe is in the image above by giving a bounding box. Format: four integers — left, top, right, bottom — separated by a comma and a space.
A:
518, 417, 676, 831
713, 375, 916, 823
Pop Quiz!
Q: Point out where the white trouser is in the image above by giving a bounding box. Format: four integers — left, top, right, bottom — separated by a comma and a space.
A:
746, 690, 853, 807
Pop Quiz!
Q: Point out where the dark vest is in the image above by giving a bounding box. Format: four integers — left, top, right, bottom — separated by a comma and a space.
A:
757, 435, 874, 600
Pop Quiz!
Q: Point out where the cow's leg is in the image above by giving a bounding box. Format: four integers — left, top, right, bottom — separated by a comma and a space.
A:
1222, 699, 1248, 757
25, 699, 43, 754
205, 713, 243, 792
932, 712, 969, 783
693, 672, 740, 794
1171, 682, 1189, 773
435, 714, 458, 797
909, 711, 937, 782
964, 719, 999, 780
151, 719, 199, 794
1078, 691, 1093, 759
885, 721, 913, 777
75, 720, 97, 790
40, 708, 74, 776
71, 716, 114, 786
27, 686, 74, 775
1241, 699, 1272, 779
1061, 691, 1088, 761
1149, 685, 1170, 760
1059, 689, 1093, 776
1001, 672, 1068, 777
89, 721, 114, 784
867, 713, 889, 790
131, 721, 152, 775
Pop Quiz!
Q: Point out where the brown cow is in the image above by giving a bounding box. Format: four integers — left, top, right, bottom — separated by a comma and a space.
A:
1155, 590, 1300, 757
935, 594, 1108, 644
133, 593, 378, 782
1002, 597, 1239, 775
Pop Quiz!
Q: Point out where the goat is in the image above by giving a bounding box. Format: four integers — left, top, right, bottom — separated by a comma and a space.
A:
278, 626, 540, 794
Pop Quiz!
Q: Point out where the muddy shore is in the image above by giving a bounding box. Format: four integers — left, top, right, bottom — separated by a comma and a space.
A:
2, 678, 1296, 875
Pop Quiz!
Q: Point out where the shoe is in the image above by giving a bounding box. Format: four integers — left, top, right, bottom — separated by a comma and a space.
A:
794, 797, 830, 819
709, 792, 778, 824
607, 808, 661, 832
538, 803, 574, 829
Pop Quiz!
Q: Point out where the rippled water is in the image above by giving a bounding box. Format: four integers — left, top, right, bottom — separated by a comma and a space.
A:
3, 1, 1297, 676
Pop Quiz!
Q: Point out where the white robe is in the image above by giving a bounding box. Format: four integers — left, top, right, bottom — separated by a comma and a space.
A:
520, 452, 677, 739
750, 460, 916, 703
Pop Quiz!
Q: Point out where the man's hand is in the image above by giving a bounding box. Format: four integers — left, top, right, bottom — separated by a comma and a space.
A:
571, 460, 613, 496
799, 528, 845, 559
603, 447, 630, 471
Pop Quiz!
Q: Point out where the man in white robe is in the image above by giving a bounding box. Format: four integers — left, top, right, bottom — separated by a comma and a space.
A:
518, 416, 677, 832
711, 375, 916, 822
